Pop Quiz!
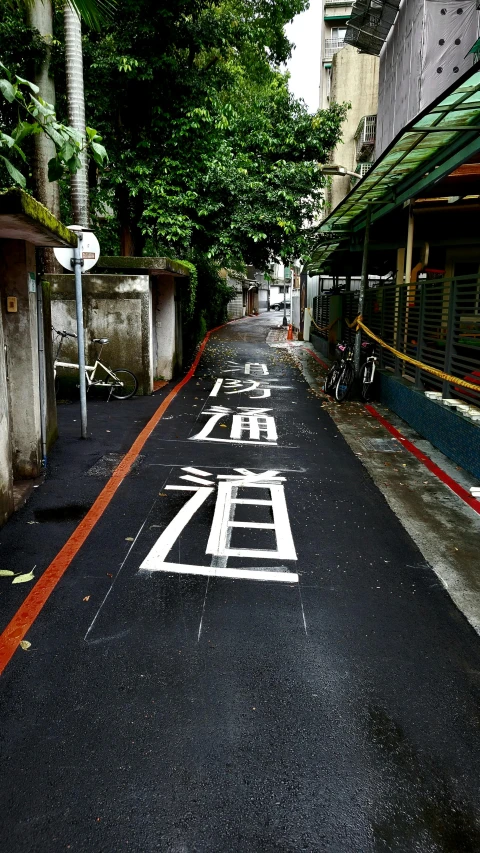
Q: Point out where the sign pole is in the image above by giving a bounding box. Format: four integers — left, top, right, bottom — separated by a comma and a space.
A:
72, 232, 88, 438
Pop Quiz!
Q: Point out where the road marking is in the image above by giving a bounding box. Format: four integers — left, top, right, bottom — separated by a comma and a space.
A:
0, 320, 228, 675
141, 564, 299, 582
206, 482, 297, 561
84, 515, 150, 641
180, 474, 214, 486
140, 488, 214, 570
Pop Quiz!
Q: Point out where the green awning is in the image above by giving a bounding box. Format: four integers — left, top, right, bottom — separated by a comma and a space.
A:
309, 241, 343, 275
318, 65, 480, 238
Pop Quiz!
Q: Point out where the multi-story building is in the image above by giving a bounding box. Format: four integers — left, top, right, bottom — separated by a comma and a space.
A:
375, 0, 479, 156
310, 0, 480, 475
320, 1, 380, 214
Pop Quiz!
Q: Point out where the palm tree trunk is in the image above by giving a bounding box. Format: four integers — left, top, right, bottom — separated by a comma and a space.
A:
27, 0, 60, 220
64, 1, 89, 227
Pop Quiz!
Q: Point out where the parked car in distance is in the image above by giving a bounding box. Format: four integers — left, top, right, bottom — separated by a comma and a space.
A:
271, 301, 291, 310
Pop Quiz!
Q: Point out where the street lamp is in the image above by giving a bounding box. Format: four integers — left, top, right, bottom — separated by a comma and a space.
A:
320, 164, 359, 179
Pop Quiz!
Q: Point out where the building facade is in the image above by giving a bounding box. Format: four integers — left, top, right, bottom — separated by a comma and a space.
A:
376, 0, 479, 155
320, 0, 380, 215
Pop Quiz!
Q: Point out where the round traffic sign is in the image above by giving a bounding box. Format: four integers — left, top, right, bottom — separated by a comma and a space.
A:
54, 226, 100, 272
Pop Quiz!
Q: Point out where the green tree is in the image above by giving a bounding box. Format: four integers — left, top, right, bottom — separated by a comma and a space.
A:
71, 0, 345, 263
5, 0, 114, 222
0, 60, 107, 188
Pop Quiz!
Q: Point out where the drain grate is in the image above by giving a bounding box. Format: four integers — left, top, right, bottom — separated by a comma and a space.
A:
86, 453, 144, 477
361, 438, 404, 452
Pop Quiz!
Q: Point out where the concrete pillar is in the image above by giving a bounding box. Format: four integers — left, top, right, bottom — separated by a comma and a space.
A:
154, 275, 176, 380
0, 240, 42, 479
41, 280, 58, 448
0, 301, 14, 525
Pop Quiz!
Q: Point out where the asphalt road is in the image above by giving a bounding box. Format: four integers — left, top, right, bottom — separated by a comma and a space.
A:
1, 313, 480, 852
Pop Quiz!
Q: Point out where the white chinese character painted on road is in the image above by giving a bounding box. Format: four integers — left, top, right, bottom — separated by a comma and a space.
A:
210, 378, 271, 399
190, 407, 277, 445
222, 361, 269, 375
139, 468, 298, 582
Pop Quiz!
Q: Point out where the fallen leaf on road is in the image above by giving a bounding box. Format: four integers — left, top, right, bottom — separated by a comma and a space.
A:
0, 570, 14, 576
159, 493, 167, 497
83, 595, 90, 602
106, 572, 113, 578
12, 568, 36, 584
125, 537, 134, 541
220, 424, 227, 428
20, 640, 31, 651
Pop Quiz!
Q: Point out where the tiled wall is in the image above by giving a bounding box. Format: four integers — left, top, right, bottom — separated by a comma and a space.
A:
379, 372, 480, 479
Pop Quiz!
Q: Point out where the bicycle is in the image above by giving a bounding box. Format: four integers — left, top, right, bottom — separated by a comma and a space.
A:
323, 341, 355, 402
359, 341, 378, 402
53, 328, 138, 400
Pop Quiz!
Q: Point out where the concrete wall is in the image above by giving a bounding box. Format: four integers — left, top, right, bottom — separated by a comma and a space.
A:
41, 280, 58, 448
0, 301, 13, 524
49, 274, 153, 395
153, 274, 179, 380
291, 290, 301, 329
0, 239, 42, 479
226, 276, 245, 320
379, 371, 480, 479
327, 46, 379, 213
377, 0, 479, 156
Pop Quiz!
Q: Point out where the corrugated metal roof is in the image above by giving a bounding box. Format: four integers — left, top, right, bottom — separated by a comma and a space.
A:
319, 66, 480, 237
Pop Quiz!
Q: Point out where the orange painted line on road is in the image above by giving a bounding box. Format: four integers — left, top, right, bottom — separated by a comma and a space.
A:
0, 322, 226, 676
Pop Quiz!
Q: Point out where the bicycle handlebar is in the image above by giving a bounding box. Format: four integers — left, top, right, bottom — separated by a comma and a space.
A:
52, 327, 77, 339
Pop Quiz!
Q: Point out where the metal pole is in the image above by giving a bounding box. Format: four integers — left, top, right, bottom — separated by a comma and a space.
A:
354, 205, 371, 374
282, 281, 288, 327
72, 232, 87, 438
405, 205, 414, 285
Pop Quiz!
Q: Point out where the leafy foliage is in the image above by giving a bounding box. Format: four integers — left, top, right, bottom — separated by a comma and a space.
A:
6, 0, 117, 31
69, 0, 346, 267
0, 60, 108, 189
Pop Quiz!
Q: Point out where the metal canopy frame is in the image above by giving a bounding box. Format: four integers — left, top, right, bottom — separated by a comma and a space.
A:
345, 0, 401, 56
318, 66, 480, 243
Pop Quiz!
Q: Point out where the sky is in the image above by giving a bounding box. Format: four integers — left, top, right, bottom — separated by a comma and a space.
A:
284, 1, 323, 113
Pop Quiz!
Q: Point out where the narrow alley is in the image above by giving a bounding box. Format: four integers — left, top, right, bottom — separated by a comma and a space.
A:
1, 313, 480, 852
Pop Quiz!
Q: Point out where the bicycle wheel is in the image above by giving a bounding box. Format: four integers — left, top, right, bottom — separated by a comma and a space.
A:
323, 363, 340, 395
109, 369, 138, 400
359, 362, 373, 402
335, 363, 355, 402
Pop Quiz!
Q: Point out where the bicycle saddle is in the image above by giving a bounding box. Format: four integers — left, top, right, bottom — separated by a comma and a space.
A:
93, 338, 109, 344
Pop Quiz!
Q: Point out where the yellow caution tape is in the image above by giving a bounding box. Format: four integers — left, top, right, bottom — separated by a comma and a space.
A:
355, 316, 480, 394
306, 307, 340, 334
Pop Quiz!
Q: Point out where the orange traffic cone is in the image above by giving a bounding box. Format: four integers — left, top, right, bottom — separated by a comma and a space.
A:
287, 324, 293, 341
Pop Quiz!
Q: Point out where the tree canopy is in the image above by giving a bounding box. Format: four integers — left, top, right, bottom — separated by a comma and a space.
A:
66, 0, 348, 266
0, 0, 347, 341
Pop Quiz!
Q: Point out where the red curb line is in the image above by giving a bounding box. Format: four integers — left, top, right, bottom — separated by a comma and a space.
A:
302, 346, 480, 517
303, 347, 330, 371
365, 405, 480, 516
0, 321, 227, 676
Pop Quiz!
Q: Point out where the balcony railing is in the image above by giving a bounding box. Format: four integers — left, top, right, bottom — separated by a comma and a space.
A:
355, 114, 377, 161
324, 38, 345, 61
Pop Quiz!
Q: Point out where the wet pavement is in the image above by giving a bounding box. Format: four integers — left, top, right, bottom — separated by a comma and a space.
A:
1, 313, 480, 852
